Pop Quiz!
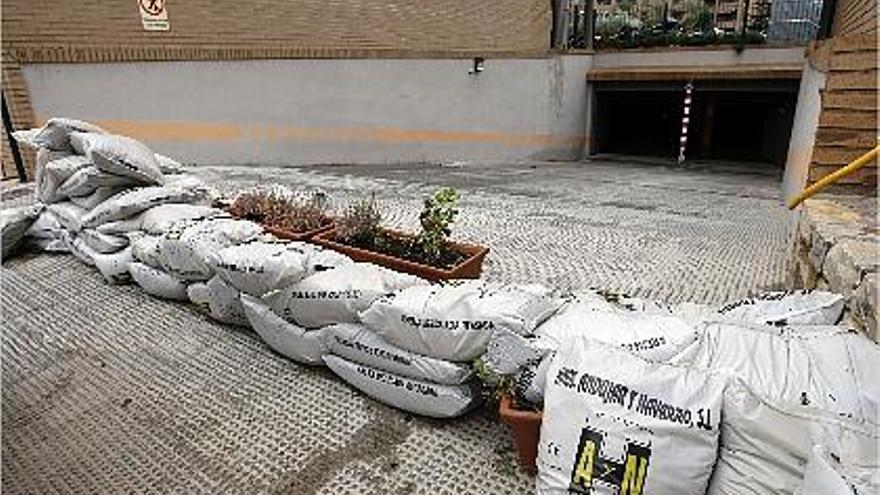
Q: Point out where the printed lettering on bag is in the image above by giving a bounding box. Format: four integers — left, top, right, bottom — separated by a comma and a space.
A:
400, 315, 495, 331
553, 367, 714, 431
569, 426, 651, 495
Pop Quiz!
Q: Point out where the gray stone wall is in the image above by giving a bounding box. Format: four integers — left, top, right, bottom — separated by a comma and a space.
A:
790, 197, 878, 340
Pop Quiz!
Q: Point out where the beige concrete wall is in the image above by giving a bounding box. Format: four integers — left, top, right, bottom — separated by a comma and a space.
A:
21, 56, 594, 166
1, 0, 552, 176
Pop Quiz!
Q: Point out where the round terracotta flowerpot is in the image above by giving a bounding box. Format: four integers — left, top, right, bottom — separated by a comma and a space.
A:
498, 394, 543, 474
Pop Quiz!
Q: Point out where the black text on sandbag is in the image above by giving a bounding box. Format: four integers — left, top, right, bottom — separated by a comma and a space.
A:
553, 367, 715, 431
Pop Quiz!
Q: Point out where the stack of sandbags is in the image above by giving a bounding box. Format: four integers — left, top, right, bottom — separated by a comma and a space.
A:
531, 289, 872, 494
323, 324, 480, 418
497, 290, 705, 408
360, 280, 563, 361
326, 280, 563, 418
243, 262, 426, 364
677, 323, 879, 495
128, 216, 263, 302
12, 118, 213, 285
195, 240, 352, 327
510, 290, 848, 408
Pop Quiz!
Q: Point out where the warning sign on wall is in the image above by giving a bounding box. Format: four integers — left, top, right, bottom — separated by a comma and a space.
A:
138, 0, 169, 31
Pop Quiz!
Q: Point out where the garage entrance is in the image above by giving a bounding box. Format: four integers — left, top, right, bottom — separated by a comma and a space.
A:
590, 80, 800, 168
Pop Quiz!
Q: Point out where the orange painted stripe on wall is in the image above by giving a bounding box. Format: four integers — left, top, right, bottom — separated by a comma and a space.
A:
36, 117, 584, 148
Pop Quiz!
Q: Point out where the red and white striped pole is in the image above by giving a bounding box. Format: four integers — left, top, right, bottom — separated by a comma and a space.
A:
678, 81, 694, 165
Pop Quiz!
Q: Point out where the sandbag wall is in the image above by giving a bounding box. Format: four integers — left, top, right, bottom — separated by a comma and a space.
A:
3, 118, 879, 495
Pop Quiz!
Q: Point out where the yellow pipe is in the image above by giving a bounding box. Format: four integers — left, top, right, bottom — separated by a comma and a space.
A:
787, 145, 880, 209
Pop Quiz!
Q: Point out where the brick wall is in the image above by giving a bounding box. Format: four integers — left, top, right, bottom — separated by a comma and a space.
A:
2, 0, 550, 56
831, 0, 877, 37
1, 0, 552, 177
808, 30, 877, 188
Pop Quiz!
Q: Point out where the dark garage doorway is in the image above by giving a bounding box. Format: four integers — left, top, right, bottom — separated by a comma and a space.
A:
591, 80, 799, 168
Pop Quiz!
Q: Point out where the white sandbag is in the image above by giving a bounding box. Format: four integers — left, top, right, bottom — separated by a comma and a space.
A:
162, 173, 205, 190
156, 218, 263, 281
616, 296, 715, 326
361, 281, 562, 362
130, 233, 163, 268
58, 165, 142, 197
69, 186, 124, 210
128, 262, 189, 300
264, 262, 426, 329
66, 235, 97, 266
45, 202, 88, 232
680, 323, 877, 421
97, 203, 227, 236
69, 132, 164, 185
709, 379, 878, 495
690, 324, 880, 495
305, 246, 355, 272
484, 291, 622, 381
324, 354, 481, 419
11, 128, 41, 149
716, 290, 845, 326
325, 323, 473, 385
514, 351, 555, 407
140, 204, 227, 235
155, 153, 186, 174
28, 235, 71, 253
15, 118, 106, 151
481, 327, 548, 376
208, 241, 347, 297
25, 210, 62, 239
79, 185, 210, 229
79, 229, 128, 254
25, 210, 70, 253
535, 306, 702, 362
92, 246, 133, 284
36, 154, 92, 203
240, 294, 329, 365
187, 276, 249, 327
537, 338, 725, 495
32, 149, 60, 203
795, 446, 858, 495
1, 204, 43, 259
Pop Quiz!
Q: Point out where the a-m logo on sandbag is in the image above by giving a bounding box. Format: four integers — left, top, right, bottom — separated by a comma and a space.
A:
569, 427, 651, 495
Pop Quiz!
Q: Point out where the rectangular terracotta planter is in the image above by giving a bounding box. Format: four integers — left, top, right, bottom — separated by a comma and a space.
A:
310, 227, 489, 281
499, 394, 543, 474
226, 209, 334, 241
262, 222, 334, 242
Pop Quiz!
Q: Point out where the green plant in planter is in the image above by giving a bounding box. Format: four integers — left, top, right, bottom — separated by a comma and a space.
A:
473, 357, 515, 406
415, 187, 460, 265
336, 196, 382, 246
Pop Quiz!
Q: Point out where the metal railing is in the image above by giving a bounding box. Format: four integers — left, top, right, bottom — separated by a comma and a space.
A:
560, 0, 826, 49
787, 146, 880, 209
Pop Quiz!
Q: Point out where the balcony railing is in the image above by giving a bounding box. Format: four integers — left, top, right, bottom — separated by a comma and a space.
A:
561, 0, 825, 50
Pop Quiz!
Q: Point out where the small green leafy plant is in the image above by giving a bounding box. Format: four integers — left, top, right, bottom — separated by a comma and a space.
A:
415, 187, 459, 266
473, 358, 515, 407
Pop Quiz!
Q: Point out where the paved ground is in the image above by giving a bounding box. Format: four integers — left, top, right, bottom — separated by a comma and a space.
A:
2, 159, 797, 494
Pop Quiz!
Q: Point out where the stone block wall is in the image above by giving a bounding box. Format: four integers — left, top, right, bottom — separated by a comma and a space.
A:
790, 197, 878, 340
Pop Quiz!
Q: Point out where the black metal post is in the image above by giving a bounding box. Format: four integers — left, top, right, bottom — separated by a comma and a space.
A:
739, 0, 751, 35
1, 92, 27, 182
817, 0, 838, 39
584, 0, 595, 49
